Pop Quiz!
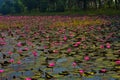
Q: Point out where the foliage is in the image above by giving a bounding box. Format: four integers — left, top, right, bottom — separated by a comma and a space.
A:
0, 0, 120, 15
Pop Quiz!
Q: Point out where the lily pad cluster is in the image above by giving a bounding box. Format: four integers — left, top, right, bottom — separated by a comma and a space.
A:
0, 16, 120, 80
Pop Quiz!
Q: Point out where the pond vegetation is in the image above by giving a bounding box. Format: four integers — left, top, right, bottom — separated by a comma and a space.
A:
0, 16, 120, 80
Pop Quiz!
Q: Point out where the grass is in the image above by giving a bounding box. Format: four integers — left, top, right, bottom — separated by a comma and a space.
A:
12, 9, 120, 16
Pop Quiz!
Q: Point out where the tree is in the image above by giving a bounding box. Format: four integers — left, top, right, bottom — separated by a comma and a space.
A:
55, 0, 65, 12
20, 0, 38, 12
83, 0, 87, 10
47, 0, 56, 12
98, 0, 102, 8
0, 0, 14, 14
38, 0, 48, 12
0, 0, 4, 8
115, 0, 119, 9
0, 0, 120, 14
13, 0, 25, 13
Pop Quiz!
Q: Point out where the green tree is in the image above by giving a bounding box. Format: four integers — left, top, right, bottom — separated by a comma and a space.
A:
38, 0, 48, 12
55, 0, 65, 12
13, 0, 25, 13
0, 0, 14, 14
83, 0, 87, 10
20, 0, 38, 12
115, 0, 120, 9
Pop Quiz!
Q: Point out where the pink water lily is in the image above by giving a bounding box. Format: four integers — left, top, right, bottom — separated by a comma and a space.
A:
24, 47, 29, 51
0, 69, 4, 73
63, 35, 67, 41
100, 45, 104, 49
76, 42, 81, 45
54, 42, 59, 46
79, 70, 84, 74
17, 60, 22, 64
49, 62, 55, 67
32, 51, 38, 57
72, 62, 77, 67
69, 32, 74, 37
25, 77, 31, 80
97, 27, 102, 30
100, 68, 107, 73
26, 41, 33, 46
74, 41, 81, 47
9, 59, 14, 63
0, 41, 6, 45
8, 51, 13, 55
67, 48, 72, 53
53, 50, 58, 53
89, 26, 94, 30
84, 56, 90, 61
21, 34, 26, 37
115, 60, 120, 65
44, 45, 48, 49
18, 50, 23, 54
1, 32, 6, 37
0, 38, 6, 45
17, 42, 22, 47
106, 43, 111, 48
0, 69, 4, 80
73, 43, 78, 47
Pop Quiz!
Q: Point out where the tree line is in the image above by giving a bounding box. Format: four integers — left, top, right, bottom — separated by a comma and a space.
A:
0, 0, 120, 15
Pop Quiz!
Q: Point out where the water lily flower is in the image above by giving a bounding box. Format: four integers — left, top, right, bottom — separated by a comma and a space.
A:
97, 27, 102, 30
0, 42, 6, 45
0, 38, 6, 45
79, 70, 84, 74
100, 45, 104, 49
49, 62, 55, 67
76, 42, 81, 45
0, 69, 4, 73
17, 60, 21, 64
0, 69, 4, 79
73, 43, 78, 47
63, 36, 67, 41
25, 77, 31, 80
1, 33, 6, 37
44, 45, 48, 49
89, 26, 94, 30
53, 50, 58, 53
74, 41, 81, 47
32, 51, 38, 57
106, 43, 111, 48
67, 48, 72, 53
8, 51, 13, 55
72, 62, 77, 67
84, 56, 90, 61
17, 42, 22, 47
18, 50, 23, 54
9, 59, 14, 63
69, 32, 74, 37
21, 34, 26, 37
100, 68, 107, 73
115, 60, 120, 65
24, 47, 29, 51
26, 41, 33, 46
